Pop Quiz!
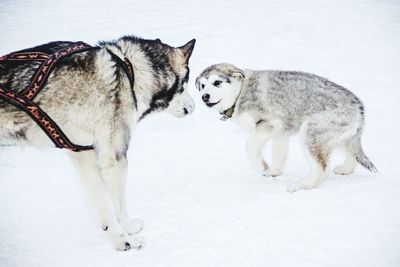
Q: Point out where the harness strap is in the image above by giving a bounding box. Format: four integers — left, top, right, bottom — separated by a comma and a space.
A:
0, 52, 50, 61
123, 57, 138, 108
106, 49, 137, 109
21, 42, 93, 100
0, 87, 93, 151
0, 42, 94, 152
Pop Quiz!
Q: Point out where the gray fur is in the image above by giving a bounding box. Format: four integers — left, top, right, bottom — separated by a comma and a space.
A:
0, 37, 196, 147
0, 36, 196, 250
196, 63, 376, 191
238, 70, 361, 133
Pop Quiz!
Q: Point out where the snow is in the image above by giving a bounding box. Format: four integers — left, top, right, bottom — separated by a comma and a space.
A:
1, 0, 400, 266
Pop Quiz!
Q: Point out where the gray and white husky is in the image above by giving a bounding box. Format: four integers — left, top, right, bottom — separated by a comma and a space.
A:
196, 63, 376, 192
0, 36, 196, 250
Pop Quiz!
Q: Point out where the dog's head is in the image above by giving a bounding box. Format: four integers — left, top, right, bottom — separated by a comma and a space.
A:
163, 39, 196, 118
118, 36, 196, 120
142, 38, 196, 119
195, 63, 245, 114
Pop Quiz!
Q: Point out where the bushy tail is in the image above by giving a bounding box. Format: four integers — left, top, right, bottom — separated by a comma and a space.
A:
354, 147, 378, 173
350, 126, 378, 173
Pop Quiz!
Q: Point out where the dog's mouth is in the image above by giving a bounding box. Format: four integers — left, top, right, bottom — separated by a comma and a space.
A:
206, 100, 221, 107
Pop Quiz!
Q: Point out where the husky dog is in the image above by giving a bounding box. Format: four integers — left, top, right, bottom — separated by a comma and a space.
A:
0, 36, 196, 250
196, 63, 376, 192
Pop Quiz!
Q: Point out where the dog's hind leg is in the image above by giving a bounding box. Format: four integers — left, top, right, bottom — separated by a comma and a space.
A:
334, 141, 357, 175
288, 121, 331, 192
288, 143, 330, 192
334, 125, 377, 174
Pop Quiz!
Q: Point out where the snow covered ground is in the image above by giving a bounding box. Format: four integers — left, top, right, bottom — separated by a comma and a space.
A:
1, 0, 400, 266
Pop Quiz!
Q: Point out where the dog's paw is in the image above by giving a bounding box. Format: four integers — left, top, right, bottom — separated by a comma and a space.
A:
287, 179, 319, 193
333, 165, 354, 176
108, 223, 145, 251
254, 161, 270, 177
267, 167, 282, 177
126, 235, 145, 250
114, 235, 145, 251
122, 219, 144, 235
261, 169, 270, 177
261, 167, 282, 178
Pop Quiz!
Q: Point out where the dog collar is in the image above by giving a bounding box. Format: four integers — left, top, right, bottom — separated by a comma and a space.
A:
220, 87, 243, 121
220, 106, 235, 121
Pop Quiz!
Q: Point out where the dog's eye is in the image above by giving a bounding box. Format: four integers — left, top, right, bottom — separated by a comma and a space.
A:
213, 80, 222, 86
201, 84, 205, 89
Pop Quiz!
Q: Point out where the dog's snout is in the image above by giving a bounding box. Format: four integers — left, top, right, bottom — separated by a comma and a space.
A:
202, 93, 210, 102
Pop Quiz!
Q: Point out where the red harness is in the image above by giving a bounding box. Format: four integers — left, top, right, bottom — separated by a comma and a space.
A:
0, 42, 94, 152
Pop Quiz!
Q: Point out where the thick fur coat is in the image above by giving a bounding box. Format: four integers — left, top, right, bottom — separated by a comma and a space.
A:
0, 36, 196, 250
196, 63, 376, 192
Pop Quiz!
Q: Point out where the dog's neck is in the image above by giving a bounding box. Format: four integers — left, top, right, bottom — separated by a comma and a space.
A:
102, 41, 161, 120
105, 49, 136, 104
220, 85, 244, 121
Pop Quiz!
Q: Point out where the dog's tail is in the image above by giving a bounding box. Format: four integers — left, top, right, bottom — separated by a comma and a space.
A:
353, 142, 378, 173
350, 116, 378, 173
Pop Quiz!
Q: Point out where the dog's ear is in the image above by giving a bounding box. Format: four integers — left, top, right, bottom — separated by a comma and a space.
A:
195, 76, 200, 91
231, 69, 245, 80
179, 39, 196, 63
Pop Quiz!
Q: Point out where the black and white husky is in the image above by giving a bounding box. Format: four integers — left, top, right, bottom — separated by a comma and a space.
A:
196, 63, 376, 192
0, 36, 196, 250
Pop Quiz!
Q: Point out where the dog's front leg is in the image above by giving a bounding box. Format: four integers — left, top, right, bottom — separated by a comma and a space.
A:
69, 150, 143, 250
69, 150, 113, 231
269, 137, 289, 177
245, 131, 270, 175
96, 147, 144, 250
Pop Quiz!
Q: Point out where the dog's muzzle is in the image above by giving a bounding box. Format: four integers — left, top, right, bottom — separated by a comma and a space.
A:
202, 93, 210, 103
167, 92, 195, 118
202, 93, 220, 108
182, 101, 195, 116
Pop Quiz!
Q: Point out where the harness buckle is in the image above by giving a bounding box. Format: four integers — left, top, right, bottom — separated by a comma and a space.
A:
220, 115, 229, 121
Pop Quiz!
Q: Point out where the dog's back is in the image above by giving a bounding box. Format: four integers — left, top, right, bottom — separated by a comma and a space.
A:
0, 42, 99, 93
0, 41, 101, 146
259, 70, 364, 131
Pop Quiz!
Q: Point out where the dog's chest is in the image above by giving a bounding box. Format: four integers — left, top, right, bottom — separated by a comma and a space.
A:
232, 112, 257, 132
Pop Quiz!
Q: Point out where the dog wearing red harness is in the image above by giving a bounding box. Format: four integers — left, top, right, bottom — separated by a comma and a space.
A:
0, 36, 196, 250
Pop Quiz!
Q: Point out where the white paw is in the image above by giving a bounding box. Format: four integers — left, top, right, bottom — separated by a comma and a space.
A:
267, 167, 282, 177
261, 167, 281, 177
122, 219, 144, 235
287, 179, 319, 193
114, 234, 145, 251
333, 165, 354, 175
253, 160, 269, 176
261, 169, 270, 177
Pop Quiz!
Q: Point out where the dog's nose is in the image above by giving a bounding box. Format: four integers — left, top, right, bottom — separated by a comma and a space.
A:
202, 93, 210, 102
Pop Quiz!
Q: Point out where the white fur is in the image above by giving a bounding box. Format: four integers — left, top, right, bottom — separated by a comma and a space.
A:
69, 151, 144, 250
197, 64, 374, 192
0, 38, 196, 251
199, 74, 242, 113
167, 90, 195, 117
